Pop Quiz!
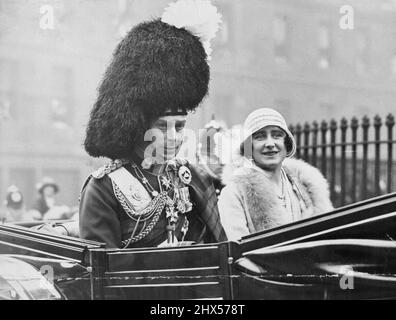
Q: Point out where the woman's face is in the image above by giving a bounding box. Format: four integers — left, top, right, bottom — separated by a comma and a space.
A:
147, 115, 187, 162
251, 125, 287, 171
42, 185, 56, 197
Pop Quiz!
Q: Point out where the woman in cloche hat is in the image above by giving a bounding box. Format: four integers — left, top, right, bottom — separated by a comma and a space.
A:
31, 177, 59, 218
30, 177, 73, 221
218, 108, 333, 241
78, 0, 227, 248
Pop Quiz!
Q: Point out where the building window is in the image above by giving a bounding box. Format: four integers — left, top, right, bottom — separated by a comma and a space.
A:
214, 93, 233, 126
0, 58, 18, 92
0, 59, 19, 121
391, 54, 396, 77
50, 65, 74, 128
318, 24, 331, 69
51, 65, 72, 95
0, 95, 12, 121
356, 31, 369, 75
273, 15, 289, 63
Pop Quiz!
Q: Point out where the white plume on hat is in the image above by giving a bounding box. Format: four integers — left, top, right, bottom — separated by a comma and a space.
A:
161, 0, 222, 60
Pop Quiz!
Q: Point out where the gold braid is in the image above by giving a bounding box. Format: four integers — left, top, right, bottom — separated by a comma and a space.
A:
118, 191, 169, 248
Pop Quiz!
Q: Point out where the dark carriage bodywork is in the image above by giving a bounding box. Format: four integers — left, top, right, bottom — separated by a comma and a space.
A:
233, 192, 396, 299
1, 192, 396, 299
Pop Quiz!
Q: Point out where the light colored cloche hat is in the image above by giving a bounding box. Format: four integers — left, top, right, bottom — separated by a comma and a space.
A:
241, 107, 296, 157
36, 177, 59, 194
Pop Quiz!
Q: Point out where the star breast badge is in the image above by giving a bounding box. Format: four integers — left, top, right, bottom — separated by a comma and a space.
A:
160, 176, 172, 190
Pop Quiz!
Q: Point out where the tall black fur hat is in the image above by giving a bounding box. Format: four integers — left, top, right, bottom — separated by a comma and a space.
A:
84, 19, 210, 160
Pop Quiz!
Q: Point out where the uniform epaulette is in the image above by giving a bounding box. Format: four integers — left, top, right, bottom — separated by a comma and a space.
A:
91, 159, 128, 179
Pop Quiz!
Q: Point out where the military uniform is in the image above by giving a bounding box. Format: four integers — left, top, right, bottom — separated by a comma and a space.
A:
79, 1, 224, 248
79, 159, 226, 248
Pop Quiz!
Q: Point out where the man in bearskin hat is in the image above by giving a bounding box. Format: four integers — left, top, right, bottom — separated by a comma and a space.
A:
78, 0, 227, 248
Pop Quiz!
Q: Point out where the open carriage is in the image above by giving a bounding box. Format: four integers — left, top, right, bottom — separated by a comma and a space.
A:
1, 192, 396, 300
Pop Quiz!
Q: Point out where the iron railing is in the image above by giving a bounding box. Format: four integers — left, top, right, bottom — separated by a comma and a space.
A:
289, 114, 396, 207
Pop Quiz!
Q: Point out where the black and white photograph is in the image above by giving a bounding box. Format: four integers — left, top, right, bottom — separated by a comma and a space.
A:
0, 0, 396, 304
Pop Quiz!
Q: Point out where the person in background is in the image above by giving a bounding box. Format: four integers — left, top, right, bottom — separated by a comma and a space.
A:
218, 108, 333, 241
31, 177, 71, 220
2, 185, 40, 222
197, 117, 228, 196
31, 177, 59, 218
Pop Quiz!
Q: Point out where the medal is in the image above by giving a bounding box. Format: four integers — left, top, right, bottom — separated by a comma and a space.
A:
181, 217, 189, 241
178, 187, 188, 199
184, 201, 193, 212
165, 196, 178, 222
176, 200, 186, 213
177, 187, 193, 213
165, 196, 178, 244
178, 165, 192, 185
160, 176, 171, 190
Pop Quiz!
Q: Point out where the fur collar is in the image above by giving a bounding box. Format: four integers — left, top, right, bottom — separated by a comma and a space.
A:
221, 156, 333, 231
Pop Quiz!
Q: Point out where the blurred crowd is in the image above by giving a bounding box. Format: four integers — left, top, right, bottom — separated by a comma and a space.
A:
1, 177, 78, 224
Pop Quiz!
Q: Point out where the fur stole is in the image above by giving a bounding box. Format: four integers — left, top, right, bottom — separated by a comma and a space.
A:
221, 157, 333, 232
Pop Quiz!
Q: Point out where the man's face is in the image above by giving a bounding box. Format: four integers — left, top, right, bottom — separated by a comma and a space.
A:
148, 115, 187, 162
251, 125, 287, 171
